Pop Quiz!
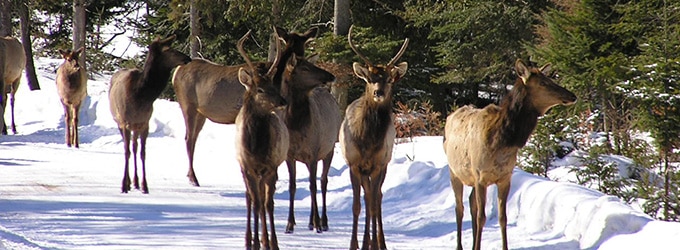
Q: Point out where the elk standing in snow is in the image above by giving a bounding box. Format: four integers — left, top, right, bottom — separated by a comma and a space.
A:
443, 59, 577, 250
56, 47, 87, 148
109, 35, 191, 194
272, 27, 342, 234
340, 26, 409, 250
234, 30, 287, 250
0, 37, 26, 135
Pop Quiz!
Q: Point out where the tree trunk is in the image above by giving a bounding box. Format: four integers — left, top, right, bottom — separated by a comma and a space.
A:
333, 0, 350, 117
268, 0, 281, 62
73, 0, 87, 66
17, 1, 39, 90
189, 0, 200, 58
0, 0, 11, 36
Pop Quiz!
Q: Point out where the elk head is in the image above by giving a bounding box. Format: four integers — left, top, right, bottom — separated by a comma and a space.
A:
348, 26, 409, 104
237, 30, 287, 110
275, 26, 318, 56
147, 35, 191, 70
515, 59, 577, 115
59, 47, 84, 71
284, 54, 335, 92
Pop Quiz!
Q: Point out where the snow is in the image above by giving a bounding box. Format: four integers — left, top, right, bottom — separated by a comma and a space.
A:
2, 57, 680, 249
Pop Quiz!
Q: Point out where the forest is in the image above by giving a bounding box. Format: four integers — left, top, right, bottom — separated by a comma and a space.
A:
3, 0, 679, 222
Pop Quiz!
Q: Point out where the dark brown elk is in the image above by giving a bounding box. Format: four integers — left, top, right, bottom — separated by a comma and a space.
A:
171, 27, 316, 187
234, 30, 287, 250
339, 26, 408, 250
108, 35, 191, 194
0, 36, 26, 135
443, 59, 577, 250
272, 27, 342, 234
56, 47, 87, 148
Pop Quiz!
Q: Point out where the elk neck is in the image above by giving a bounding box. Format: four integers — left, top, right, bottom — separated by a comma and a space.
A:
136, 53, 174, 102
490, 78, 540, 148
284, 86, 312, 131
240, 92, 275, 162
352, 94, 393, 153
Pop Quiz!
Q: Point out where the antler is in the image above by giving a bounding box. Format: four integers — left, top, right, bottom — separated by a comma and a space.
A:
237, 30, 254, 70
347, 25, 372, 67
387, 38, 409, 67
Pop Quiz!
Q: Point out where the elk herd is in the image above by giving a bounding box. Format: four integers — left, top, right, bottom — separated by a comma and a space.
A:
0, 23, 576, 249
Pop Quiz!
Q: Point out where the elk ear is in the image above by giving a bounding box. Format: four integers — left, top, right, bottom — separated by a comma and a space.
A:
73, 47, 84, 58
391, 62, 408, 82
303, 27, 318, 40
540, 63, 552, 75
306, 53, 319, 64
353, 62, 370, 83
159, 34, 177, 45
238, 68, 253, 90
515, 59, 531, 84
275, 26, 289, 43
59, 49, 68, 58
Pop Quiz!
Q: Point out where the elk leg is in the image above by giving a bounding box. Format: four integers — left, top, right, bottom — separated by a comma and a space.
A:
242, 171, 253, 250
120, 128, 132, 193
449, 170, 465, 250
374, 168, 387, 250
349, 169, 361, 250
469, 187, 478, 239
246, 173, 261, 250
307, 161, 321, 233
361, 175, 372, 250
497, 178, 511, 250
9, 87, 16, 134
473, 183, 487, 250
63, 104, 71, 147
0, 79, 5, 135
285, 159, 296, 233
266, 172, 279, 250
320, 151, 333, 231
139, 129, 149, 194
73, 103, 81, 148
259, 178, 269, 250
184, 111, 206, 187
132, 132, 140, 190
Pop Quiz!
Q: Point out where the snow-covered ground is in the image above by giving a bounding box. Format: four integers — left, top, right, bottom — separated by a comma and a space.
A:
1, 56, 680, 249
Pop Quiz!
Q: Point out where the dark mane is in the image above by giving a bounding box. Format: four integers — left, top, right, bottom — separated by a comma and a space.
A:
490, 78, 540, 148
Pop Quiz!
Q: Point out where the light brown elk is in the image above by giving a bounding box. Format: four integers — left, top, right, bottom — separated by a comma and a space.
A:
443, 59, 577, 250
109, 35, 191, 194
234, 30, 288, 250
272, 27, 342, 234
0, 36, 26, 135
339, 26, 408, 250
56, 47, 87, 148
171, 27, 316, 187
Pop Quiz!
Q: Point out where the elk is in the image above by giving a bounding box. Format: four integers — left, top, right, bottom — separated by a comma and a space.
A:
272, 27, 342, 234
234, 30, 288, 250
0, 36, 26, 135
56, 47, 87, 148
171, 27, 316, 187
339, 26, 408, 250
443, 59, 577, 250
108, 35, 191, 194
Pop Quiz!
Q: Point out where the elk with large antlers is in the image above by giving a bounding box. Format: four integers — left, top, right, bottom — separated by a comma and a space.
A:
56, 47, 87, 148
109, 35, 191, 194
443, 59, 577, 250
271, 27, 342, 234
340, 26, 409, 250
234, 30, 288, 250
0, 36, 26, 135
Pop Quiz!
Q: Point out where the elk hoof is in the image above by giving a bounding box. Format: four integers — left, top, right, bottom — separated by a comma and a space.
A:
285, 223, 294, 234
189, 178, 200, 187
321, 225, 329, 231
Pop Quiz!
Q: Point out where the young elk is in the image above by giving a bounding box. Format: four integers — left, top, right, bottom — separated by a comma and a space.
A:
56, 47, 87, 148
109, 35, 191, 194
273, 27, 342, 234
443, 59, 577, 250
234, 30, 288, 250
0, 36, 26, 135
340, 26, 408, 250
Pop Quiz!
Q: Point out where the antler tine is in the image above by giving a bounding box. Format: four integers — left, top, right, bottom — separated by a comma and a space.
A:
347, 25, 372, 67
266, 35, 281, 77
387, 37, 409, 67
237, 30, 254, 70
